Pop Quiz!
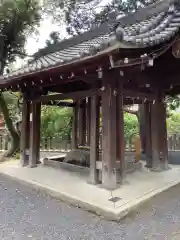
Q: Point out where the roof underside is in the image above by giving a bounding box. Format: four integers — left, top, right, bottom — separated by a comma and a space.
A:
1, 0, 180, 84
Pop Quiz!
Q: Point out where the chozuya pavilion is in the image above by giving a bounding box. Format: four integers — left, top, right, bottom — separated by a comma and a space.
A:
0, 0, 180, 189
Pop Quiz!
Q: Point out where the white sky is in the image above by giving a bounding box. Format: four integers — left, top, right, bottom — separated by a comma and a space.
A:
25, 18, 67, 55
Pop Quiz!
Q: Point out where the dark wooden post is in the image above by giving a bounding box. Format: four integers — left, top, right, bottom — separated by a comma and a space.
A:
72, 102, 78, 149
29, 101, 41, 168
116, 81, 125, 183
88, 95, 100, 184
20, 95, 30, 166
78, 99, 86, 146
101, 77, 118, 189
144, 102, 152, 168
86, 97, 91, 146
139, 104, 146, 153
158, 101, 169, 170
151, 100, 161, 170
35, 102, 41, 163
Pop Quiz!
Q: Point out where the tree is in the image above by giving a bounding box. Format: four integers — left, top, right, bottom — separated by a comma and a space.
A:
0, 0, 40, 158
44, 0, 157, 35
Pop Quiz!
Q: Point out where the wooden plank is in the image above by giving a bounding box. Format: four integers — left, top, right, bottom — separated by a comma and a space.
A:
88, 95, 100, 184
20, 96, 30, 166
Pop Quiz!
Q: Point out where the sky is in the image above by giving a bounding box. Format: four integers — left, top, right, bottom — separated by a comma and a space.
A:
25, 18, 67, 55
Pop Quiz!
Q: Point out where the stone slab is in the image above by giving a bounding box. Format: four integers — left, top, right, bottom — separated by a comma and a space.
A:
0, 160, 180, 221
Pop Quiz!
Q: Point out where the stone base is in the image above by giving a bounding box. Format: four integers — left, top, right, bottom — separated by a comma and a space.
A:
64, 149, 90, 167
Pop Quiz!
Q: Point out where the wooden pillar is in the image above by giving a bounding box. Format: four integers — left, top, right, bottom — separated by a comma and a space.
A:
35, 102, 41, 163
88, 95, 100, 184
101, 77, 117, 189
72, 102, 78, 149
151, 101, 160, 169
139, 104, 146, 154
151, 94, 169, 171
29, 101, 41, 168
20, 96, 30, 167
144, 102, 152, 168
78, 99, 86, 146
116, 81, 125, 183
86, 97, 91, 146
159, 101, 169, 170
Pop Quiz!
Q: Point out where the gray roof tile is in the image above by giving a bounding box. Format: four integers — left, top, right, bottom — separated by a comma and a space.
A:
1, 0, 180, 83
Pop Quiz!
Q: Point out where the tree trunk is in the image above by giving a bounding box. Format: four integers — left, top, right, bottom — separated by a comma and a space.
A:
0, 93, 20, 158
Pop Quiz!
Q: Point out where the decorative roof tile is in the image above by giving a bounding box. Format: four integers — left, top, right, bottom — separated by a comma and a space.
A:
1, 0, 180, 83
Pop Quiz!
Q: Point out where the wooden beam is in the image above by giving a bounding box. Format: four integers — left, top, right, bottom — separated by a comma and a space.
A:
123, 90, 155, 101
43, 101, 74, 107
34, 88, 99, 103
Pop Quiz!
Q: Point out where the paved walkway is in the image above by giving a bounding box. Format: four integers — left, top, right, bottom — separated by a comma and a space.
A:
1, 160, 180, 220
1, 173, 180, 239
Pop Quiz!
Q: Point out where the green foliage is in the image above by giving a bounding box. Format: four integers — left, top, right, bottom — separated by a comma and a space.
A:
124, 113, 139, 139
41, 106, 139, 140
167, 113, 180, 135
0, 0, 41, 68
41, 106, 73, 139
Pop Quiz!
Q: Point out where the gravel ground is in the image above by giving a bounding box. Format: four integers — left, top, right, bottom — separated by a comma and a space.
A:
0, 174, 180, 240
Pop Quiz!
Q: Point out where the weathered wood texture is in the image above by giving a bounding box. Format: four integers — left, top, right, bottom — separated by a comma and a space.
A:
89, 95, 100, 184
29, 101, 41, 168
150, 100, 161, 169
20, 97, 30, 166
72, 102, 78, 149
86, 98, 91, 146
144, 102, 152, 168
158, 101, 169, 169
78, 100, 86, 146
101, 77, 118, 189
116, 80, 125, 183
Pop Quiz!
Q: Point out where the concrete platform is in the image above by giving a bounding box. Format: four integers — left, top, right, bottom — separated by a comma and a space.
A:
0, 160, 180, 221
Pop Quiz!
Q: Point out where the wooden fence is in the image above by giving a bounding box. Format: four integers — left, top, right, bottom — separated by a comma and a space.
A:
0, 135, 179, 152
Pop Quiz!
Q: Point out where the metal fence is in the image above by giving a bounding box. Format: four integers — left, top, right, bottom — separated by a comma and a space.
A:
0, 134, 179, 152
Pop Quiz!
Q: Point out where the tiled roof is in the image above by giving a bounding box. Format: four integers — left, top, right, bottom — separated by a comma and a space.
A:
1, 0, 180, 83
